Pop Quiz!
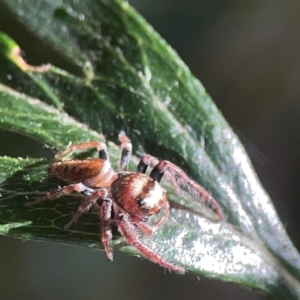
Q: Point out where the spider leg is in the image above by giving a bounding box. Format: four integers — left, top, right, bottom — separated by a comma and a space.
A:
25, 183, 94, 206
118, 131, 132, 171
63, 189, 108, 230
151, 159, 224, 220
129, 216, 153, 236
138, 155, 223, 220
97, 198, 113, 260
137, 154, 157, 173
55, 141, 109, 160
117, 213, 184, 274
137, 155, 181, 194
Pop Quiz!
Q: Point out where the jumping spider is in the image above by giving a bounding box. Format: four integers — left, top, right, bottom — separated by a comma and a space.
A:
26, 132, 224, 274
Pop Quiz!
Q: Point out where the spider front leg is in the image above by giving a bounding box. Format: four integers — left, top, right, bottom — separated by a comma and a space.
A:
153, 160, 224, 220
117, 213, 184, 274
137, 154, 158, 174
137, 155, 181, 194
138, 155, 224, 220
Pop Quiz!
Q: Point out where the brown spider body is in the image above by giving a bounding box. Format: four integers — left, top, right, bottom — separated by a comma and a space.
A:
111, 173, 167, 218
26, 132, 224, 274
51, 158, 117, 187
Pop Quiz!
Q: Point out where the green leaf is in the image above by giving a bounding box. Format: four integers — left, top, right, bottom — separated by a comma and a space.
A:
0, 0, 300, 298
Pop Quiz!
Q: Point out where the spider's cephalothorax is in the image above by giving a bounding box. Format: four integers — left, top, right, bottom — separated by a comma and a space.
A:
111, 172, 167, 218
26, 131, 224, 274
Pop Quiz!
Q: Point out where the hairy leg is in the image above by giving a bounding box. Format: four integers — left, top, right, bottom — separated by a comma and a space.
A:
137, 154, 156, 174
138, 155, 224, 220
55, 141, 109, 160
25, 182, 94, 206
153, 159, 224, 220
117, 213, 184, 274
129, 215, 153, 236
118, 131, 132, 171
98, 198, 113, 260
137, 155, 180, 193
63, 189, 108, 230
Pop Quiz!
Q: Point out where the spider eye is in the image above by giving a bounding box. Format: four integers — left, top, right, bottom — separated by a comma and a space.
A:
137, 197, 145, 207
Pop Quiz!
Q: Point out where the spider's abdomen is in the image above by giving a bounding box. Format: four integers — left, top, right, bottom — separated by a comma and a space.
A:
50, 158, 114, 187
111, 173, 167, 218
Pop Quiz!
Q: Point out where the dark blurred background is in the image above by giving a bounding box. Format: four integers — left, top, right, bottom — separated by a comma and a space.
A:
1, 0, 300, 299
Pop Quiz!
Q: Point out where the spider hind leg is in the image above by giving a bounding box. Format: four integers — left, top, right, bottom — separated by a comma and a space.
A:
55, 141, 109, 160
25, 182, 94, 206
